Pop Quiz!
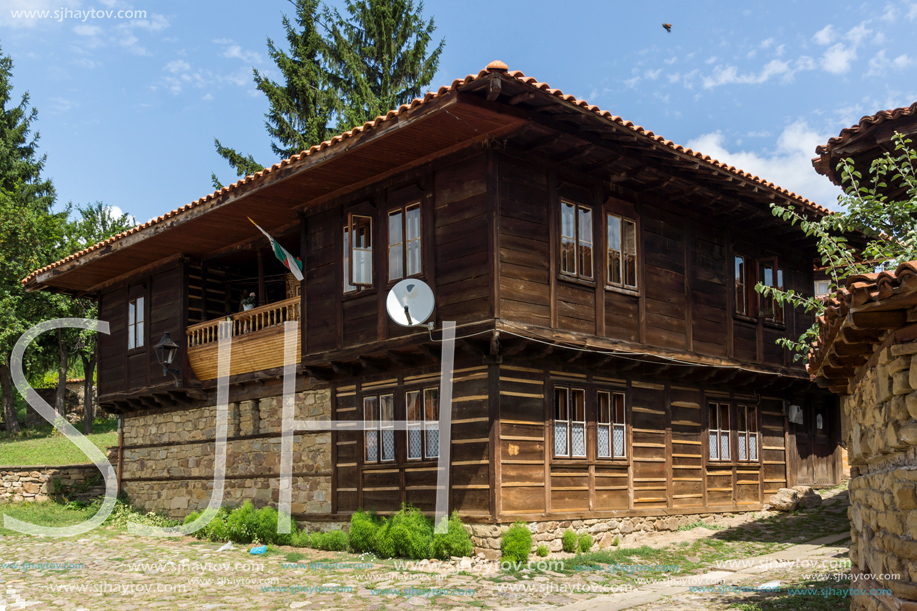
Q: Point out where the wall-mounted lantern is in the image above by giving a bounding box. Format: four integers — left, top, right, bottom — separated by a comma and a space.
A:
153, 332, 181, 385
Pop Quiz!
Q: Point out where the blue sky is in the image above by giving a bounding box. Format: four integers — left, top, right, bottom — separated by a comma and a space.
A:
3, 0, 917, 223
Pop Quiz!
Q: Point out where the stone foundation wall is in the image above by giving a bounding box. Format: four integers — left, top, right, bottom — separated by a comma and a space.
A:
121, 388, 332, 519
845, 343, 917, 610
468, 512, 759, 560
0, 464, 103, 502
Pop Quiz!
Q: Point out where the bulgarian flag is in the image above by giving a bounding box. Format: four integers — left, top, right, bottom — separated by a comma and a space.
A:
248, 217, 304, 281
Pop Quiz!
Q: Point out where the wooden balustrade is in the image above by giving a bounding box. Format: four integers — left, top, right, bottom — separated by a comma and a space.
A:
186, 296, 300, 347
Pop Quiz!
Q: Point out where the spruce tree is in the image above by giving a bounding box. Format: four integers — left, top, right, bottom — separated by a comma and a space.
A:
212, 0, 335, 188
323, 0, 444, 132
0, 43, 60, 433
0, 43, 55, 208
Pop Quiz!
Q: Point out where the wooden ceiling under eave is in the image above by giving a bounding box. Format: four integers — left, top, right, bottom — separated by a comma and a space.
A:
27, 94, 528, 295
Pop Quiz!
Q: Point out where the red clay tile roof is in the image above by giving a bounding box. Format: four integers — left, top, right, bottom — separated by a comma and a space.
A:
815, 101, 917, 157
808, 261, 917, 391
23, 61, 833, 288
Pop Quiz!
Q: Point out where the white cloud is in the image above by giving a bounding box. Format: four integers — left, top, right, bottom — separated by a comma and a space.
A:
685, 121, 844, 209
222, 44, 262, 64
644, 68, 661, 80
867, 50, 912, 77
164, 59, 191, 74
702, 59, 794, 89
760, 37, 775, 49
821, 43, 857, 74
73, 24, 100, 36
202, 93, 214, 101
881, 2, 897, 21
813, 24, 835, 45
845, 24, 872, 45
909, 3, 917, 20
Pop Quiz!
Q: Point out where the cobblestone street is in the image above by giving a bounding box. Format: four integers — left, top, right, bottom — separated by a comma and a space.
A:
0, 487, 852, 611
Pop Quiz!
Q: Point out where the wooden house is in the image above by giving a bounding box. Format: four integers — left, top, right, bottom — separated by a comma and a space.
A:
23, 61, 844, 546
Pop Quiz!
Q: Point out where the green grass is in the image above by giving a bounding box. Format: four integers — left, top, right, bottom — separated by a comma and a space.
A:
0, 419, 118, 466
0, 499, 103, 536
728, 577, 850, 610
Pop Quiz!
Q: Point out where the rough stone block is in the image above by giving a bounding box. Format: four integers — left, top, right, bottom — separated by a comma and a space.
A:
897, 485, 917, 511
895, 370, 913, 396
768, 488, 799, 511
900, 424, 917, 447
890, 356, 913, 375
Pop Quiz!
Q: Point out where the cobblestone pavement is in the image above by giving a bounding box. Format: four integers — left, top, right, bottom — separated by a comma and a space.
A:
0, 489, 851, 611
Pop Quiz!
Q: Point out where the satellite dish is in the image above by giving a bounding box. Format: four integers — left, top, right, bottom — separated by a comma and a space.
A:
386, 279, 435, 328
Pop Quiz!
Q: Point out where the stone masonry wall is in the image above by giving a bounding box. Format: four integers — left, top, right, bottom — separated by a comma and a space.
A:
468, 512, 760, 560
0, 464, 103, 503
845, 342, 917, 610
121, 388, 332, 520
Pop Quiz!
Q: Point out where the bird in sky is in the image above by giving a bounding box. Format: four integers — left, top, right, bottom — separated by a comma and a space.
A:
662, 23, 672, 33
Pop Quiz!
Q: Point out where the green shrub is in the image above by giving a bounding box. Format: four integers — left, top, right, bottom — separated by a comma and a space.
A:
310, 529, 350, 551
225, 500, 258, 543
387, 505, 433, 559
251, 506, 296, 546
500, 522, 532, 564
578, 533, 593, 553
349, 509, 381, 553
432, 511, 473, 559
536, 544, 549, 557
561, 529, 578, 553
612, 536, 620, 547
291, 528, 311, 548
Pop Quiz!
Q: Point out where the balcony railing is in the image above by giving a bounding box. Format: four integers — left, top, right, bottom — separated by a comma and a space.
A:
187, 296, 300, 347
185, 297, 301, 381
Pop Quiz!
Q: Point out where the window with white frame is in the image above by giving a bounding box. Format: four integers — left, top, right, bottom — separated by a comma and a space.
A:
560, 201, 593, 280
737, 404, 758, 461
127, 297, 144, 350
345, 213, 373, 291
597, 391, 626, 459
406, 387, 439, 460
388, 203, 422, 282
606, 214, 638, 290
709, 402, 731, 461
364, 394, 394, 462
554, 387, 586, 458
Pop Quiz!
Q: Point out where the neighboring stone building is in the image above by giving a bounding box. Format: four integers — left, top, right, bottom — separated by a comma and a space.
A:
809, 101, 917, 610
809, 264, 917, 610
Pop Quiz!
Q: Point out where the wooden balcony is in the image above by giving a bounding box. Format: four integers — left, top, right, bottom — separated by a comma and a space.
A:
186, 297, 301, 381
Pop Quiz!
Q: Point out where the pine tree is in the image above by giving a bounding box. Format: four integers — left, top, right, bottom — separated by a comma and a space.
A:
323, 0, 444, 132
0, 43, 55, 208
212, 0, 335, 189
0, 42, 60, 433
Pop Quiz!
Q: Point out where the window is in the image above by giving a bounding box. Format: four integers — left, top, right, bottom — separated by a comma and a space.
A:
388, 204, 422, 282
737, 404, 758, 461
759, 258, 784, 323
406, 387, 439, 460
597, 391, 626, 459
127, 297, 144, 350
607, 213, 638, 289
814, 280, 830, 298
554, 387, 586, 458
734, 254, 785, 323
734, 255, 747, 316
709, 402, 731, 461
345, 214, 373, 291
364, 394, 394, 463
560, 201, 593, 280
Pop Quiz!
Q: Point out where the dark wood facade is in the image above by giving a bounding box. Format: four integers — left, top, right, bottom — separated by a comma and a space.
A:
28, 63, 845, 522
